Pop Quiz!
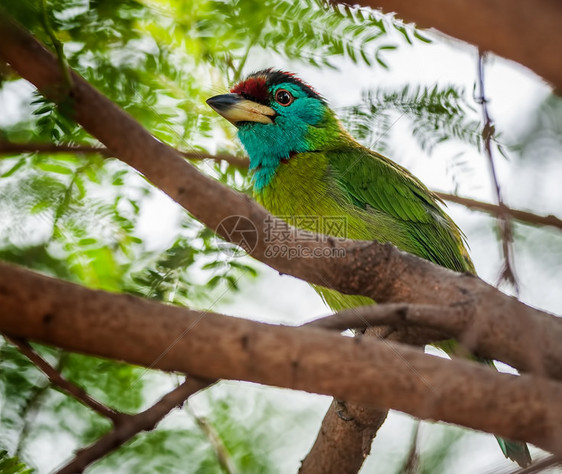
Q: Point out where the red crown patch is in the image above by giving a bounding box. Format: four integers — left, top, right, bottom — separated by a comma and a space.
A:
231, 76, 269, 102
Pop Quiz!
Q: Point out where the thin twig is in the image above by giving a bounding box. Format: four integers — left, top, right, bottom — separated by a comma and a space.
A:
400, 421, 421, 474
3, 141, 561, 231
15, 351, 69, 457
232, 41, 253, 83
436, 192, 562, 231
477, 50, 518, 292
39, 0, 72, 92
504, 455, 562, 474
0, 141, 250, 168
186, 405, 238, 474
0, 142, 112, 156
7, 337, 125, 424
304, 303, 454, 335
55, 377, 214, 474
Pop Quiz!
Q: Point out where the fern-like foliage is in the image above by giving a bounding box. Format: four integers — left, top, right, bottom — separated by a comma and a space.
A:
263, 0, 424, 69
343, 84, 486, 154
191, 0, 431, 78
128, 230, 257, 307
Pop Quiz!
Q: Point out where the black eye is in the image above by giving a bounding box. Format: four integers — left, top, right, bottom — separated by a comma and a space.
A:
275, 89, 294, 106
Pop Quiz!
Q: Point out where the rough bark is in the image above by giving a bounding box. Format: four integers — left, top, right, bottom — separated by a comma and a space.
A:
300, 326, 392, 474
0, 261, 561, 455
299, 401, 388, 474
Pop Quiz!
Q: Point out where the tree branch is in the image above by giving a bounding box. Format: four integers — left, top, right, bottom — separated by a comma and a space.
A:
187, 405, 239, 474
436, 192, 562, 231
300, 324, 407, 473
305, 303, 451, 333
337, 0, 562, 92
400, 421, 421, 474
301, 307, 442, 473
477, 50, 518, 290
15, 350, 68, 457
3, 141, 559, 232
299, 400, 388, 474
55, 377, 212, 473
510, 455, 562, 474
0, 141, 250, 169
7, 337, 126, 425
0, 261, 561, 456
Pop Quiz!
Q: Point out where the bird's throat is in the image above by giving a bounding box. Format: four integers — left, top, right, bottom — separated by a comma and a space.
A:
239, 140, 296, 191
237, 108, 339, 191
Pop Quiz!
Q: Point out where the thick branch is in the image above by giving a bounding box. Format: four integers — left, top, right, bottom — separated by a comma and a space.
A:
300, 320, 431, 473
56, 378, 211, 473
0, 262, 561, 455
1, 10, 562, 381
339, 0, 562, 92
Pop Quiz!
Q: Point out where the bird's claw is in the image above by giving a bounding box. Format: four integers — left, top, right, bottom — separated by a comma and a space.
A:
335, 400, 354, 422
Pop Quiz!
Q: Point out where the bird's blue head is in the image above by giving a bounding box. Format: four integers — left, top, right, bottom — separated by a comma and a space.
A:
207, 69, 341, 190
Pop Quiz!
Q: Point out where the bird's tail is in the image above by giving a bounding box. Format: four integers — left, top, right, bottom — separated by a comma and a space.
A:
495, 436, 532, 468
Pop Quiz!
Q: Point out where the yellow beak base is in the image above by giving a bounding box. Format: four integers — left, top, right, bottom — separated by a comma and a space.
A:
207, 94, 275, 125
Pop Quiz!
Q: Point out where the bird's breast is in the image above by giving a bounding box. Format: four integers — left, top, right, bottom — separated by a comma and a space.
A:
255, 153, 342, 228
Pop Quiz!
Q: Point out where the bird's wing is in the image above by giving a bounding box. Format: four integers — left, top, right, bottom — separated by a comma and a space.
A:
327, 146, 474, 272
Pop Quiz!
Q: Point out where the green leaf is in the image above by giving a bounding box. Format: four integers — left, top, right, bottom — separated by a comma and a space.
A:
36, 162, 74, 175
0, 450, 34, 474
32, 105, 52, 116
1, 159, 27, 178
414, 29, 432, 43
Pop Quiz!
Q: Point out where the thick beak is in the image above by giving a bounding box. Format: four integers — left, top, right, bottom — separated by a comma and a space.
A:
206, 94, 275, 125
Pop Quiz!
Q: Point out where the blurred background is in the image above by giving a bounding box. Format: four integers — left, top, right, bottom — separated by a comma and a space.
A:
0, 0, 561, 472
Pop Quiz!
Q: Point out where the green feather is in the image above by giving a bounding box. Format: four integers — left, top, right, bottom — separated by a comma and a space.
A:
256, 144, 472, 274
327, 145, 474, 273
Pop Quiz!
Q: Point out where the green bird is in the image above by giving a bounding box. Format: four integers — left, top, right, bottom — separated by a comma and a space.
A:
207, 68, 531, 467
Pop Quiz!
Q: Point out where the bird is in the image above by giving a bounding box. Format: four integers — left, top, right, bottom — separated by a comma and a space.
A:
207, 68, 531, 467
